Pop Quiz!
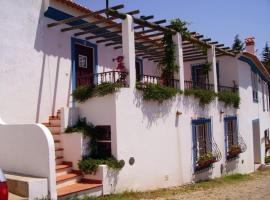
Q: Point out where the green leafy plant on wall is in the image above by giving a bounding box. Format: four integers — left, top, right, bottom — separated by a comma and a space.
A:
72, 82, 123, 103
184, 88, 216, 106
78, 157, 125, 174
201, 62, 212, 74
137, 83, 182, 103
65, 118, 125, 174
265, 156, 270, 164
218, 91, 240, 108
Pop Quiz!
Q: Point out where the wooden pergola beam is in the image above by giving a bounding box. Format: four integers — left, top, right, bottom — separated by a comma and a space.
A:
47, 4, 124, 28
75, 23, 120, 37
96, 35, 122, 43
75, 15, 154, 37
85, 30, 121, 40
184, 56, 207, 62
61, 9, 140, 32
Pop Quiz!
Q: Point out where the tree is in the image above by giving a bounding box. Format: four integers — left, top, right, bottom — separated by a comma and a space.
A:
262, 42, 270, 70
232, 34, 244, 51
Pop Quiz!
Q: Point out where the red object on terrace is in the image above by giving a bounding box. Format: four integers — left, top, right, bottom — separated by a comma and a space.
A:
0, 169, 8, 200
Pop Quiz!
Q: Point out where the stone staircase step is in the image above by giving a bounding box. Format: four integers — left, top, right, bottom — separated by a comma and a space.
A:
56, 156, 64, 164
57, 183, 103, 199
49, 116, 60, 120
49, 119, 61, 126
56, 172, 82, 188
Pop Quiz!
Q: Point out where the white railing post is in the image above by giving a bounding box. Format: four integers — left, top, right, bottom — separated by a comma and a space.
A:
207, 45, 218, 93
173, 33, 185, 90
122, 14, 136, 88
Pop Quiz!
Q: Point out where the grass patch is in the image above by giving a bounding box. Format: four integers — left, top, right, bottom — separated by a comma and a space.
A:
67, 170, 270, 200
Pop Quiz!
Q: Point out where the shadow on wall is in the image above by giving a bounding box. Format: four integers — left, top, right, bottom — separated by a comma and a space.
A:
133, 90, 178, 128
193, 168, 213, 182
225, 158, 239, 174
105, 170, 119, 194
34, 1, 72, 122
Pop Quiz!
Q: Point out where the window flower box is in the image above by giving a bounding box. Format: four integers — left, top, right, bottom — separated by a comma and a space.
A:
227, 145, 242, 159
197, 153, 217, 170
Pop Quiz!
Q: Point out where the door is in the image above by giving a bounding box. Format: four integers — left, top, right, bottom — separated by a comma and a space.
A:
75, 44, 94, 87
195, 67, 208, 87
136, 60, 142, 81
252, 119, 261, 164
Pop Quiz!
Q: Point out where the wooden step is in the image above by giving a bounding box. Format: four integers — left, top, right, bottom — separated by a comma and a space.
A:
54, 140, 60, 143
57, 183, 102, 198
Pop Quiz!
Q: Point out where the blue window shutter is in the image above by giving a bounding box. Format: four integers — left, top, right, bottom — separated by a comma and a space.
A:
224, 120, 228, 156
208, 120, 212, 152
192, 123, 197, 171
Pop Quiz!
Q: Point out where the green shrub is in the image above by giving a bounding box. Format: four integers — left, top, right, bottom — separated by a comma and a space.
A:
78, 157, 125, 174
72, 85, 94, 103
265, 156, 270, 164
72, 82, 123, 102
94, 82, 123, 97
218, 91, 240, 108
184, 88, 216, 105
137, 83, 182, 103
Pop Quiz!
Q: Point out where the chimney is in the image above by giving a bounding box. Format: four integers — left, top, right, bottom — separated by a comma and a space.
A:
245, 37, 255, 54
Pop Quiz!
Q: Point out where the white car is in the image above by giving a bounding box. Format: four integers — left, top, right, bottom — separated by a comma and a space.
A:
0, 169, 8, 200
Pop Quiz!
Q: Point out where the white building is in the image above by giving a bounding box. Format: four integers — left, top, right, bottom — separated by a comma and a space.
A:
0, 0, 269, 199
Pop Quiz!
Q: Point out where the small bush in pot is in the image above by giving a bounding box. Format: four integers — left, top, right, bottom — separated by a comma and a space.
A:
228, 144, 242, 158
197, 153, 216, 169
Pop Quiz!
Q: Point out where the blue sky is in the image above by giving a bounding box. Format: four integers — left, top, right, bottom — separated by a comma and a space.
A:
75, 0, 270, 58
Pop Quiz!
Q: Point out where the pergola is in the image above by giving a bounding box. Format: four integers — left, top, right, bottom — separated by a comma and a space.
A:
47, 2, 237, 63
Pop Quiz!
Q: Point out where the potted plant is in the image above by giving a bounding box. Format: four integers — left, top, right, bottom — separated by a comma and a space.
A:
228, 144, 242, 158
197, 153, 216, 169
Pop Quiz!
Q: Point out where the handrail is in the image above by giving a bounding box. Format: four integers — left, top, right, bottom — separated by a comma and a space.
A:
140, 74, 180, 89
218, 85, 239, 93
76, 71, 129, 87
184, 80, 214, 91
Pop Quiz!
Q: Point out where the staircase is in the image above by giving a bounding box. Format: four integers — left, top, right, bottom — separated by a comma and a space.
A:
43, 109, 103, 199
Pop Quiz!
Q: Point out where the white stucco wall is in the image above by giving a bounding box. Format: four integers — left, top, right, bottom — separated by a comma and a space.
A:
0, 0, 127, 124
237, 58, 270, 167
0, 123, 56, 199
76, 86, 260, 192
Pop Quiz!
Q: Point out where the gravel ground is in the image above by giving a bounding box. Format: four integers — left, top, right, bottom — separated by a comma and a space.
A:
149, 170, 270, 200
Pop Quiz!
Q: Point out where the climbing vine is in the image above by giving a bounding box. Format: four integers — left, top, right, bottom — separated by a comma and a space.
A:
161, 19, 191, 85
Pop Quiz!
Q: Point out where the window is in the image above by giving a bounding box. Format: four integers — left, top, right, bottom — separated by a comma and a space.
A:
266, 84, 269, 112
251, 71, 258, 102
265, 129, 270, 146
78, 54, 88, 68
95, 126, 112, 158
224, 116, 238, 159
192, 118, 214, 170
262, 81, 266, 111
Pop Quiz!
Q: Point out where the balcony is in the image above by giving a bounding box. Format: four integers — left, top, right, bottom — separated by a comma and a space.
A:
139, 74, 180, 89
184, 80, 238, 93
76, 71, 129, 87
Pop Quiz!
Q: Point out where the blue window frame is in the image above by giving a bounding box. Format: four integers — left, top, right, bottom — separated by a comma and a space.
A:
224, 116, 238, 159
192, 118, 212, 171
